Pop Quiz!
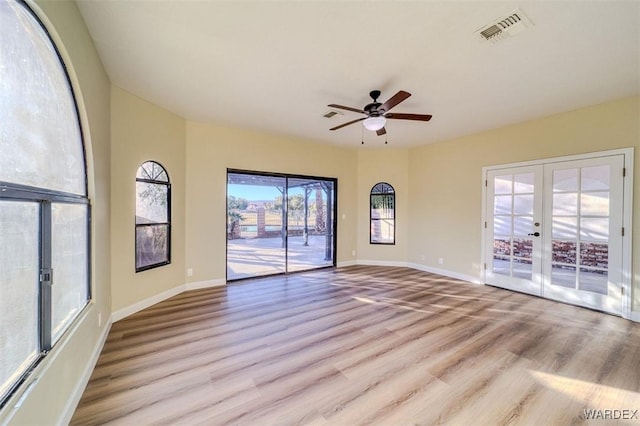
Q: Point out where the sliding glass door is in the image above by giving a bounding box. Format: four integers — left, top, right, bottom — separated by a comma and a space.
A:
286, 178, 335, 273
226, 171, 336, 280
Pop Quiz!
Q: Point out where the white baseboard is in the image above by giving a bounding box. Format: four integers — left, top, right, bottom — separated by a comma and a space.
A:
352, 259, 481, 285
628, 311, 640, 323
58, 316, 112, 426
357, 259, 408, 268
185, 279, 226, 291
112, 279, 227, 322
336, 260, 357, 268
112, 285, 185, 322
407, 262, 482, 284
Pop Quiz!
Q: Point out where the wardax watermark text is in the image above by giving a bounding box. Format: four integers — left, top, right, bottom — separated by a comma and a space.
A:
583, 409, 638, 420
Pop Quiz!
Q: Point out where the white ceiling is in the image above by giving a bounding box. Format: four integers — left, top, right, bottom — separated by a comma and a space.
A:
76, 0, 640, 148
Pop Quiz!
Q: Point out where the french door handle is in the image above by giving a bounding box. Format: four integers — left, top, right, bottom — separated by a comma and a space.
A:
528, 232, 541, 237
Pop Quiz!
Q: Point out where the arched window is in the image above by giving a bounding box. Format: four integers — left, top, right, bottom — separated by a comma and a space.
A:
0, 0, 89, 405
136, 161, 171, 272
370, 182, 395, 244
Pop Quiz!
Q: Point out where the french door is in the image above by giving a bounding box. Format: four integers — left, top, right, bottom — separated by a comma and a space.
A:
485, 153, 628, 315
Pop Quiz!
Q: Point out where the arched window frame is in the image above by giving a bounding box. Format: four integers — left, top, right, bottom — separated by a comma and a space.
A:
135, 161, 171, 272
0, 0, 90, 407
370, 182, 396, 245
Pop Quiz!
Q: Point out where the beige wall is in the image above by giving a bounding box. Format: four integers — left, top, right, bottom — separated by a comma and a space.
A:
407, 96, 640, 308
110, 86, 187, 312
185, 121, 358, 283
2, 0, 112, 424
357, 148, 409, 262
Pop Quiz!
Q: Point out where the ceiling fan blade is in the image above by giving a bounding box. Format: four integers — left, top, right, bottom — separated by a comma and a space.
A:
376, 127, 386, 136
377, 90, 411, 113
330, 117, 366, 131
385, 112, 432, 121
327, 104, 366, 114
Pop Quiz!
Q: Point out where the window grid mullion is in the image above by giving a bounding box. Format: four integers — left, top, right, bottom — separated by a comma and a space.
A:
40, 201, 52, 352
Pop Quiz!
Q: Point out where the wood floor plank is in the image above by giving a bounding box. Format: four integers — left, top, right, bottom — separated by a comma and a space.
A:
71, 266, 640, 425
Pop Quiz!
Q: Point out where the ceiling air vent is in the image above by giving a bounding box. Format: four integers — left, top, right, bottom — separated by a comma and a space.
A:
476, 9, 533, 43
323, 109, 342, 118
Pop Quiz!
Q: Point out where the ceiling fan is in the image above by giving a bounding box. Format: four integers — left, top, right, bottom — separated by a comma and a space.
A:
328, 90, 432, 136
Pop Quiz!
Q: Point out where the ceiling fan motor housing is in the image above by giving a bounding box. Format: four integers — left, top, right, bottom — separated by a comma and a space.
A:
366, 90, 383, 116
365, 102, 382, 116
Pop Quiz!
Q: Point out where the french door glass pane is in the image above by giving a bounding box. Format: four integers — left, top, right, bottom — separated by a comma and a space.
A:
552, 217, 578, 239
0, 201, 40, 401
551, 265, 576, 288
493, 256, 510, 275
581, 166, 610, 190
513, 217, 532, 236
494, 195, 512, 214
552, 193, 578, 215
513, 259, 532, 280
553, 169, 578, 192
579, 268, 608, 294
581, 192, 609, 216
51, 203, 89, 343
580, 242, 608, 268
513, 173, 534, 193
494, 216, 511, 235
552, 241, 577, 264
513, 238, 533, 258
513, 195, 533, 215
580, 218, 609, 240
494, 176, 512, 194
493, 238, 511, 255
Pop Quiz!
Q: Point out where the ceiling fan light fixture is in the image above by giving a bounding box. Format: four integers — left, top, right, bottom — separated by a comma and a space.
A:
363, 116, 386, 131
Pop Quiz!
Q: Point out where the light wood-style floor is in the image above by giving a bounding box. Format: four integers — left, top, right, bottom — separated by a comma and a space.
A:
71, 266, 640, 425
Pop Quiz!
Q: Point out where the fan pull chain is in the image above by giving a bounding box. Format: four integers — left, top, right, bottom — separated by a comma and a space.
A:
361, 125, 364, 145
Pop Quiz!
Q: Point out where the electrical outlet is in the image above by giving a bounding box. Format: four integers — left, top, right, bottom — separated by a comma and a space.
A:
187, 268, 193, 277
438, 258, 444, 265
420, 254, 425, 261
98, 312, 102, 327
351, 250, 356, 256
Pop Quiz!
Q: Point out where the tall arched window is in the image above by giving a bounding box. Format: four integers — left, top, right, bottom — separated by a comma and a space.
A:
370, 182, 395, 244
0, 0, 89, 405
136, 161, 171, 272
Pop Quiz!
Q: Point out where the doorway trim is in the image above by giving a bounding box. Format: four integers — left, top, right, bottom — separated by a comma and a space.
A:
481, 148, 634, 319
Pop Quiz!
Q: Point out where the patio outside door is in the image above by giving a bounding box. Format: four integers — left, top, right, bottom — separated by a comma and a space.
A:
486, 166, 543, 297
226, 171, 336, 280
286, 178, 335, 273
485, 154, 626, 315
